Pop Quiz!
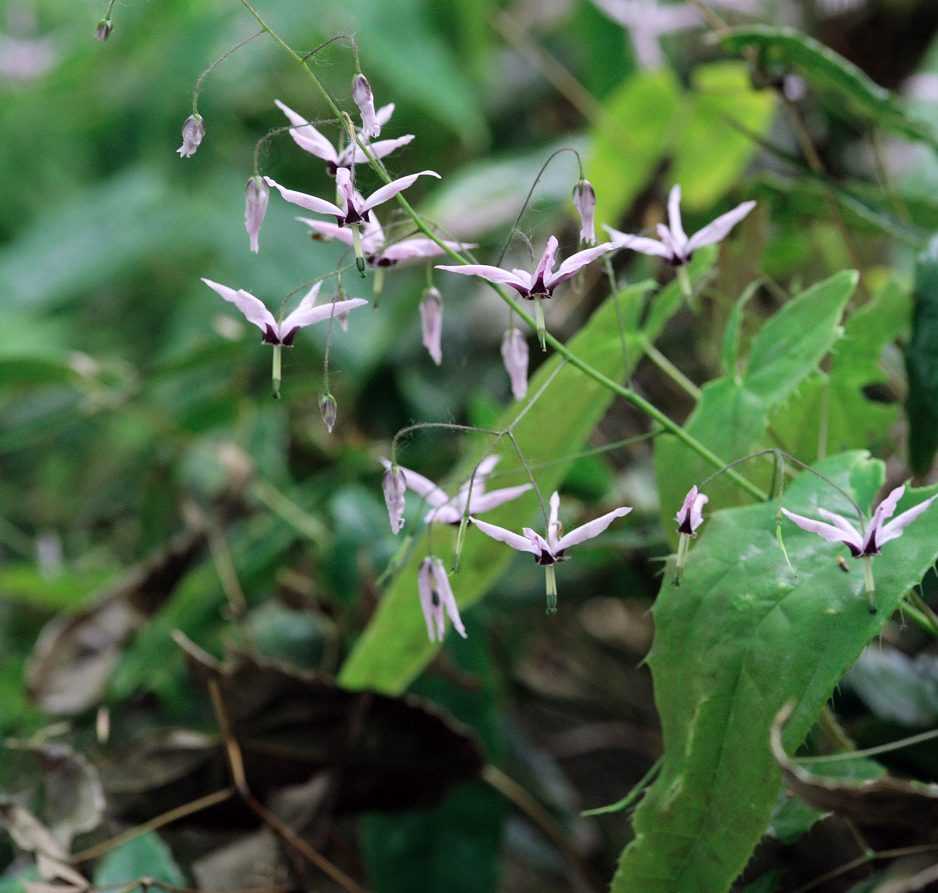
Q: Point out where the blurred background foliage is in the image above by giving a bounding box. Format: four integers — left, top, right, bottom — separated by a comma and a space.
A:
4, 0, 938, 890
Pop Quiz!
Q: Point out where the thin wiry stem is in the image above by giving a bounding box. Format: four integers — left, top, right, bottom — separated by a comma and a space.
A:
192, 29, 265, 115
237, 0, 765, 501
495, 146, 584, 267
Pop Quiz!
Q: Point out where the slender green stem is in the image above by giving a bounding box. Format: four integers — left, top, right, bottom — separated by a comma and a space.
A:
192, 29, 264, 115
581, 758, 662, 817
906, 589, 938, 636
238, 0, 765, 501
641, 339, 701, 400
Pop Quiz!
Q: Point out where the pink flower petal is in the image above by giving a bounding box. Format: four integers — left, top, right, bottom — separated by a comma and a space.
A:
686, 200, 757, 253
470, 517, 539, 555
201, 278, 276, 335
780, 508, 862, 553
264, 177, 343, 217
362, 170, 441, 213
555, 505, 631, 552
547, 241, 615, 288
274, 99, 338, 163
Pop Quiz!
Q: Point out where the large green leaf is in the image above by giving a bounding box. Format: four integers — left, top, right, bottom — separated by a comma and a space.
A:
654, 271, 856, 533
587, 69, 682, 230
672, 62, 776, 211
339, 248, 717, 694
720, 26, 938, 151
612, 452, 938, 892
772, 276, 909, 462
906, 237, 938, 476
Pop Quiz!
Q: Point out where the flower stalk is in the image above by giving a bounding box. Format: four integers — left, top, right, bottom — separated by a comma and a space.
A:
545, 565, 558, 614
862, 556, 876, 614
237, 0, 765, 502
534, 298, 547, 351
271, 345, 282, 400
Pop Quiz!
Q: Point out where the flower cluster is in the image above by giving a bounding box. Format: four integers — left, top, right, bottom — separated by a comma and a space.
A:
175, 56, 934, 648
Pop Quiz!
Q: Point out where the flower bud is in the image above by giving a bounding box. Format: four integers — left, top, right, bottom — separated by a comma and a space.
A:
95, 19, 113, 41
383, 464, 407, 534
352, 73, 380, 139
244, 175, 269, 254
319, 392, 337, 434
419, 287, 443, 366
501, 327, 529, 401
177, 114, 205, 159
572, 178, 596, 246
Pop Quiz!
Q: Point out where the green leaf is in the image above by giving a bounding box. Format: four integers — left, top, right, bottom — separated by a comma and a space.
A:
93, 833, 185, 893
0, 167, 207, 311
719, 26, 938, 150
0, 565, 113, 610
721, 280, 760, 380
612, 452, 938, 893
339, 248, 718, 694
672, 62, 776, 210
655, 270, 856, 532
587, 70, 682, 230
906, 237, 938, 475
773, 276, 910, 462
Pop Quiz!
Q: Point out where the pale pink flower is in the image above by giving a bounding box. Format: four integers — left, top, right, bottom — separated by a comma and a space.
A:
676, 485, 708, 535
94, 19, 112, 41
352, 73, 380, 138
264, 166, 440, 228
418, 557, 467, 642
572, 179, 597, 246
781, 484, 937, 613
605, 184, 755, 266
297, 214, 474, 269
201, 279, 367, 346
435, 235, 613, 300
274, 98, 412, 174
319, 393, 337, 434
781, 485, 938, 559
383, 464, 407, 534
419, 287, 443, 366
244, 176, 269, 254
501, 328, 529, 401
471, 491, 631, 566
472, 491, 631, 611
177, 114, 204, 158
380, 455, 531, 526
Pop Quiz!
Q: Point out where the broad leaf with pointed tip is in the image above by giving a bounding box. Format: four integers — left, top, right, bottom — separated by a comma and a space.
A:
611, 452, 938, 893
654, 270, 857, 540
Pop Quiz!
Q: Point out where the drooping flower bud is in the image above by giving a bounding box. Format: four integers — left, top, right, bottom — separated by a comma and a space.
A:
95, 19, 113, 41
244, 175, 269, 254
383, 464, 407, 534
352, 73, 380, 139
419, 287, 443, 366
572, 178, 596, 246
177, 114, 205, 159
500, 328, 529, 401
319, 392, 337, 434
418, 556, 467, 642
